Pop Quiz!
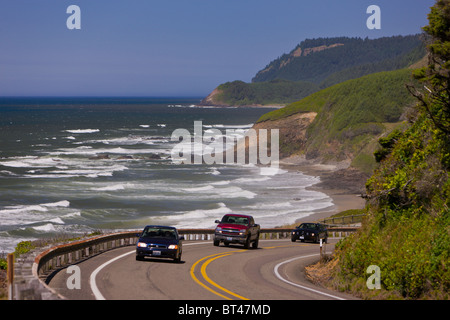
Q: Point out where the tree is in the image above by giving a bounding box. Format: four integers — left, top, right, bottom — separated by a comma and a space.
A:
408, 0, 450, 134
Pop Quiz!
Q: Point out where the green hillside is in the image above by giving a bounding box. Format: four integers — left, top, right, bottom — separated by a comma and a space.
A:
202, 35, 425, 107
317, 0, 449, 300
256, 69, 417, 172
214, 79, 319, 106
253, 35, 425, 85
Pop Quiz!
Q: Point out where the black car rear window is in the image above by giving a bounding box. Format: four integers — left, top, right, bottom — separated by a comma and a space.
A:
142, 227, 176, 239
299, 223, 318, 229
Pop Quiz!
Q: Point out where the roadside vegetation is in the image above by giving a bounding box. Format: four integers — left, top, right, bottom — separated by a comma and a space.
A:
311, 1, 450, 299
257, 69, 419, 174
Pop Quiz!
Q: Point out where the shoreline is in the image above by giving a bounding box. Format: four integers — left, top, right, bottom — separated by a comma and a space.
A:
279, 159, 366, 225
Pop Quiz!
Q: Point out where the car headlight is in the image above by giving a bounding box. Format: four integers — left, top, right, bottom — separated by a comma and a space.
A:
137, 242, 147, 248
168, 244, 178, 250
216, 227, 222, 234
239, 229, 247, 235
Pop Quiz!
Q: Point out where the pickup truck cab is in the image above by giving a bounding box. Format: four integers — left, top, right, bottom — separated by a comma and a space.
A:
213, 214, 260, 249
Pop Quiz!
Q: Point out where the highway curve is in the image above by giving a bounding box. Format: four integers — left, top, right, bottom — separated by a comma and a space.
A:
47, 239, 357, 300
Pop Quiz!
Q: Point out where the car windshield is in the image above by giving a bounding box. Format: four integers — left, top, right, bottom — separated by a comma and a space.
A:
222, 216, 249, 225
142, 227, 176, 239
299, 223, 318, 229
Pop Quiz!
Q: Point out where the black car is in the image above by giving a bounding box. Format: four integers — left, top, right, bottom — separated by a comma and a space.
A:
291, 223, 328, 243
136, 225, 184, 263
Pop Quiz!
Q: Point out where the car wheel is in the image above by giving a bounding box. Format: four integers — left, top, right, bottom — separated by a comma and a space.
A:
136, 255, 144, 261
252, 237, 259, 249
291, 237, 296, 242
244, 236, 251, 249
213, 239, 220, 246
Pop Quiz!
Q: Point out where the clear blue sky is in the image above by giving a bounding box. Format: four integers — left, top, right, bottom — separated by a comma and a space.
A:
0, 0, 435, 97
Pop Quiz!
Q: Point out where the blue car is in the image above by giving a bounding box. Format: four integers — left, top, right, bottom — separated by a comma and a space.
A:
136, 225, 184, 263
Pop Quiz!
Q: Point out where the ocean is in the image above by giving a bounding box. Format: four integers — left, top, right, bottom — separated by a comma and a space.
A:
0, 97, 333, 253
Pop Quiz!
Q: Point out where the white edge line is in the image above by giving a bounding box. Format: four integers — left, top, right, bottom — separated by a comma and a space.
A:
273, 254, 346, 300
89, 241, 207, 300
89, 250, 135, 300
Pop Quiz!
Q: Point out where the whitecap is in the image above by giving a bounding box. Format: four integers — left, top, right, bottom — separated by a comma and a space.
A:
182, 185, 215, 192
42, 200, 70, 208
91, 183, 134, 191
32, 223, 57, 232
259, 167, 286, 176
163, 203, 232, 228
49, 217, 65, 224
64, 129, 100, 134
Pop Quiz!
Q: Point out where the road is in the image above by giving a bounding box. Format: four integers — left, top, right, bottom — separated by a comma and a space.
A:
47, 239, 357, 300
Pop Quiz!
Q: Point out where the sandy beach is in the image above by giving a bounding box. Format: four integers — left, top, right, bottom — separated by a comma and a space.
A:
279, 157, 367, 224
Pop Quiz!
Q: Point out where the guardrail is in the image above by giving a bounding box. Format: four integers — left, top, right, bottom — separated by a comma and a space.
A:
10, 226, 358, 300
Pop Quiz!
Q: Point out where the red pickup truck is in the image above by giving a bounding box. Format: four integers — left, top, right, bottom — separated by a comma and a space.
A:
213, 214, 260, 249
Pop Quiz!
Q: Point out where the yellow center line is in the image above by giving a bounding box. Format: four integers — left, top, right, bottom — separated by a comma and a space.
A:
190, 251, 243, 300
200, 254, 250, 300
190, 244, 314, 300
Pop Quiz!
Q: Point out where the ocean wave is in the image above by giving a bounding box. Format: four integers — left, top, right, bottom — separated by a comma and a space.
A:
91, 183, 136, 191
259, 167, 287, 176
49, 146, 161, 157
0, 200, 70, 216
163, 202, 232, 228
0, 156, 64, 168
80, 136, 169, 146
0, 200, 73, 227
203, 123, 253, 129
64, 129, 100, 134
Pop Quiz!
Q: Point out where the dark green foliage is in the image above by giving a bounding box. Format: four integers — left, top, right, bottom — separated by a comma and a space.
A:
253, 35, 425, 85
210, 35, 425, 107
215, 79, 319, 106
408, 0, 450, 134
331, 1, 450, 299
374, 129, 403, 162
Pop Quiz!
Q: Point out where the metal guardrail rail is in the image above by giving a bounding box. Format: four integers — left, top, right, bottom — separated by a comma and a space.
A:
10, 226, 358, 300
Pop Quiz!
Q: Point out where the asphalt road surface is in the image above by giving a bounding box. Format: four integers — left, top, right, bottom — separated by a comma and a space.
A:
47, 239, 357, 300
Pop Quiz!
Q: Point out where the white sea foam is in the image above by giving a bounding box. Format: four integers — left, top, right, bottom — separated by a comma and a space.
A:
65, 129, 100, 133
243, 201, 293, 210
182, 185, 216, 192
164, 202, 232, 228
32, 223, 57, 232
0, 156, 64, 168
259, 167, 287, 176
42, 200, 70, 208
50, 146, 156, 156
91, 183, 135, 191
203, 123, 253, 129
84, 136, 168, 146
234, 176, 271, 183
0, 200, 73, 226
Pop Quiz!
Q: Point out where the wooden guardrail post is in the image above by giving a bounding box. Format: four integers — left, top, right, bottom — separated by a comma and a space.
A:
7, 253, 14, 300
